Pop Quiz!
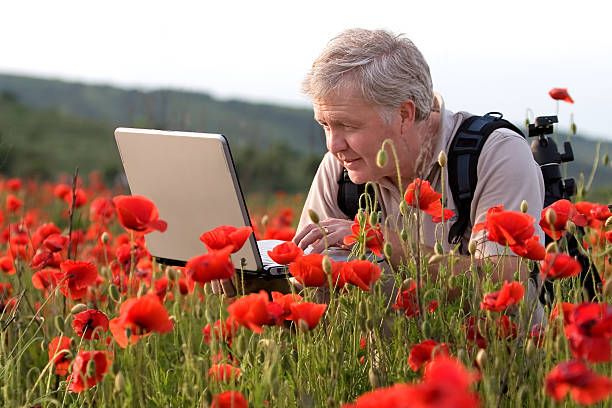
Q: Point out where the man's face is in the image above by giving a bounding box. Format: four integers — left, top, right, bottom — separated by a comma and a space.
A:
314, 90, 415, 185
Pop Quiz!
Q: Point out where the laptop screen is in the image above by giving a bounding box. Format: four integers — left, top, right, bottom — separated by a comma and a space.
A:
114, 128, 263, 274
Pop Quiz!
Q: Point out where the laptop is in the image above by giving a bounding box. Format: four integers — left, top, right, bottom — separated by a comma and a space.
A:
114, 127, 289, 279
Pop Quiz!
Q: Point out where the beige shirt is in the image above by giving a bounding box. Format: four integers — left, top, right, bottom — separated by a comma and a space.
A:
296, 94, 546, 258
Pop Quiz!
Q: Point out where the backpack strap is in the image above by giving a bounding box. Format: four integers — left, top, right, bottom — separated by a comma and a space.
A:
447, 112, 524, 251
337, 168, 380, 219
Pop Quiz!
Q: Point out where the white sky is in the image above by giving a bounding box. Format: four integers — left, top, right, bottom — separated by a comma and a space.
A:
2, 0, 611, 139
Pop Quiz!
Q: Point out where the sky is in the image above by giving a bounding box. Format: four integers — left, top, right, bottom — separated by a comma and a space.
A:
2, 0, 611, 139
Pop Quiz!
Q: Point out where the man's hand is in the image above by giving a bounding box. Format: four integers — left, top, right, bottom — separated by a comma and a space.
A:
293, 218, 353, 253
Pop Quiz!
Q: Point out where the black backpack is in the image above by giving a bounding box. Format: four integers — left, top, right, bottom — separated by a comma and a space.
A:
336, 112, 601, 302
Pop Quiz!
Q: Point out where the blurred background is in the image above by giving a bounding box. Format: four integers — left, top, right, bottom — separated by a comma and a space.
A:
1, 0, 611, 200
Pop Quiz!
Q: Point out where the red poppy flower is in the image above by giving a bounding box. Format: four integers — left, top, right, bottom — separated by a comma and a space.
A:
89, 197, 115, 223
591, 204, 612, 221
109, 294, 174, 348
545, 360, 612, 405
474, 205, 536, 247
539, 199, 587, 240
48, 336, 72, 376
540, 253, 582, 280
464, 316, 487, 349
203, 316, 240, 345
54, 184, 71, 200
288, 253, 328, 287
404, 178, 454, 223
342, 259, 382, 291
287, 302, 327, 330
496, 315, 518, 339
550, 302, 576, 326
71, 309, 110, 340
42, 234, 69, 252
267, 241, 303, 265
510, 235, 546, 261
31, 222, 62, 248
342, 383, 415, 408
564, 302, 612, 363
426, 300, 439, 313
343, 214, 384, 257
574, 201, 601, 228
227, 290, 284, 333
271, 291, 303, 319
207, 363, 242, 382
0, 253, 15, 275
5, 178, 22, 191
185, 246, 234, 284
67, 350, 113, 393
63, 189, 88, 208
54, 260, 99, 300
6, 194, 23, 213
199, 225, 253, 253
480, 280, 524, 312
113, 195, 167, 233
211, 391, 248, 408
549, 88, 574, 104
32, 268, 58, 295
30, 250, 63, 269
393, 281, 419, 318
408, 339, 450, 372
263, 226, 296, 241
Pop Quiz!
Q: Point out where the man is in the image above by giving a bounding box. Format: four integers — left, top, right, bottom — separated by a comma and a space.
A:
292, 28, 545, 285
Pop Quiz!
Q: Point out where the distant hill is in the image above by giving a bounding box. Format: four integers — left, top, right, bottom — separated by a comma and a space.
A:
0, 73, 610, 200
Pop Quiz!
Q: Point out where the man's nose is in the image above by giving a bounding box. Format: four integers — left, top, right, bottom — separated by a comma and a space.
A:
327, 128, 347, 154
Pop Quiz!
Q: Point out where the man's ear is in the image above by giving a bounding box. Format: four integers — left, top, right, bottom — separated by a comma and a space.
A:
399, 100, 416, 134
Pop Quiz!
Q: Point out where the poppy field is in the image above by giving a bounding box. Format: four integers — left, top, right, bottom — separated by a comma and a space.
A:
1, 158, 612, 408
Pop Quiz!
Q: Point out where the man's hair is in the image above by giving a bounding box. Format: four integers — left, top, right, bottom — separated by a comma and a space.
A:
302, 28, 434, 123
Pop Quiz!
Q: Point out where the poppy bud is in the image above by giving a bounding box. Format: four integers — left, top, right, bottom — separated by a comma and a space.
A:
400, 229, 408, 243
70, 303, 87, 315
428, 254, 444, 264
86, 359, 96, 377
356, 299, 367, 317
322, 255, 332, 275
524, 118, 530, 128
603, 278, 612, 297
376, 149, 388, 168
357, 209, 365, 226
114, 371, 125, 392
308, 209, 320, 224
520, 200, 528, 213
54, 315, 65, 333
565, 220, 576, 235
468, 240, 477, 256
235, 335, 247, 355
401, 278, 414, 291
525, 338, 536, 358
475, 348, 487, 370
383, 242, 393, 259
571, 122, 577, 135
368, 367, 380, 388
545, 209, 557, 226
606, 216, 612, 228
101, 232, 110, 244
604, 153, 610, 166
546, 242, 558, 253
434, 241, 443, 255
369, 212, 378, 226
399, 200, 408, 216
448, 275, 456, 289
456, 348, 467, 363
365, 318, 376, 331
298, 319, 310, 333
109, 284, 120, 302
437, 150, 447, 167
420, 320, 431, 337
261, 214, 269, 229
